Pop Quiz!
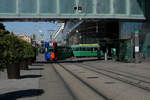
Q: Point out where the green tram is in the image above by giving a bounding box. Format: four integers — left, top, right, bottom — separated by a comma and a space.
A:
71, 44, 104, 57
57, 46, 73, 60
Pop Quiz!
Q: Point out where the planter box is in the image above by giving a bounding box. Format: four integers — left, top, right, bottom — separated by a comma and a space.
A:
28, 59, 32, 65
20, 61, 29, 70
7, 63, 20, 79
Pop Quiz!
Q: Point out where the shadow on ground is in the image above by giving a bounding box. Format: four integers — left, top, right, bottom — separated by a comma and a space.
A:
0, 89, 44, 100
21, 75, 42, 79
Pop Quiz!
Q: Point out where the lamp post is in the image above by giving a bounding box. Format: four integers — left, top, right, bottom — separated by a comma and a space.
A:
79, 35, 82, 44
48, 30, 56, 41
39, 30, 44, 41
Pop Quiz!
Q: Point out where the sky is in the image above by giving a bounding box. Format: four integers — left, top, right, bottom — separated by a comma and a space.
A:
3, 22, 60, 41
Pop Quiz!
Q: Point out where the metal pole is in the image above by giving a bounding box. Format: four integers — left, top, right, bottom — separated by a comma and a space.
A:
105, 47, 108, 61
134, 30, 140, 63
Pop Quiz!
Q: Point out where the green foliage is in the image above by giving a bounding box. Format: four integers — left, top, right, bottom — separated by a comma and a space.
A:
0, 24, 36, 70
0, 23, 5, 30
23, 41, 35, 59
0, 30, 9, 36
32, 34, 36, 40
0, 34, 24, 66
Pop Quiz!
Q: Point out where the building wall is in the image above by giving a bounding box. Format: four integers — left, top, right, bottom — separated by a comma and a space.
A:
17, 35, 31, 43
119, 21, 150, 58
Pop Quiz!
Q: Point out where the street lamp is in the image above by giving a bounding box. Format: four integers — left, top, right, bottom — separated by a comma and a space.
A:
39, 30, 42, 33
76, 30, 79, 33
39, 30, 44, 41
48, 30, 56, 41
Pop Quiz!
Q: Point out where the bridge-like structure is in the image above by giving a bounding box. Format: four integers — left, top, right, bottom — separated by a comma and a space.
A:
0, 0, 150, 20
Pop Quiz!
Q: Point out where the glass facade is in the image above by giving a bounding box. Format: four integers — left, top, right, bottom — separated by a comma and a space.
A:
114, 0, 126, 14
130, 0, 143, 15
40, 0, 56, 13
60, 0, 76, 14
79, 0, 93, 14
19, 0, 37, 13
0, 0, 16, 13
144, 0, 150, 17
0, 0, 150, 19
97, 0, 110, 14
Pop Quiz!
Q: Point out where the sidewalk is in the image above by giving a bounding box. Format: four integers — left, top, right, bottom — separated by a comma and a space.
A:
0, 55, 74, 100
0, 64, 42, 100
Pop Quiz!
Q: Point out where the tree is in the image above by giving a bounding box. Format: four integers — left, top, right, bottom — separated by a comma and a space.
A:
32, 34, 36, 40
0, 23, 36, 71
0, 23, 9, 36
0, 23, 5, 30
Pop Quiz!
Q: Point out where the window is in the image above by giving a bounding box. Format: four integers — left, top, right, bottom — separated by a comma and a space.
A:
93, 48, 98, 51
87, 48, 92, 51
75, 48, 79, 51
82, 47, 86, 51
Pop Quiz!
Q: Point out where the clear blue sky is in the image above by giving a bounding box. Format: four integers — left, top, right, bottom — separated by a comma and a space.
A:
3, 22, 60, 41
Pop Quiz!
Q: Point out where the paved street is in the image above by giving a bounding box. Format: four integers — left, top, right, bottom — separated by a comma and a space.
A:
0, 55, 150, 100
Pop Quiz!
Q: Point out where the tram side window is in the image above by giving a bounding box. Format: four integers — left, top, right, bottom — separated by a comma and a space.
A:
82, 47, 86, 51
93, 48, 98, 51
80, 47, 82, 51
75, 47, 80, 51
91, 48, 94, 52
87, 48, 91, 51
75, 48, 78, 51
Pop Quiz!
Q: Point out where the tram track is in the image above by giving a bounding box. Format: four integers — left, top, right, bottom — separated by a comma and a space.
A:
75, 63, 150, 92
83, 63, 150, 83
51, 64, 77, 100
55, 63, 110, 100
85, 62, 150, 81
107, 68, 150, 81
53, 62, 150, 100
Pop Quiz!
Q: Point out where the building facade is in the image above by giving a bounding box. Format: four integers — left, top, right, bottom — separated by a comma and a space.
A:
17, 34, 31, 43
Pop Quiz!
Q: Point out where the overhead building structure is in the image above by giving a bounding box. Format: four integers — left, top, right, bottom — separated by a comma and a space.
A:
0, 0, 150, 20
